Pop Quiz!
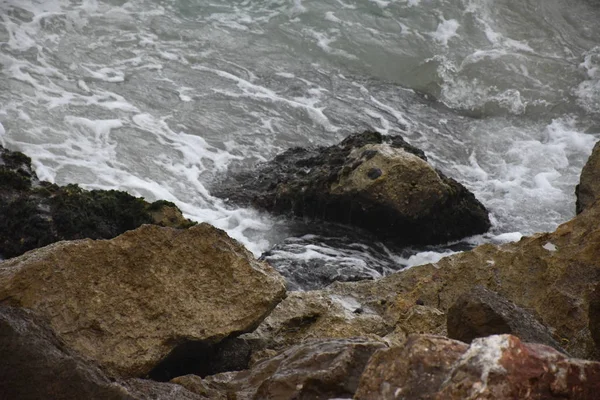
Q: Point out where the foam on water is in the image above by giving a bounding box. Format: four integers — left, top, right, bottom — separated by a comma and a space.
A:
1, 0, 599, 287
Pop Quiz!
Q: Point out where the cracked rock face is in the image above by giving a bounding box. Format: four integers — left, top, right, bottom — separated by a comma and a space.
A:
0, 224, 286, 377
355, 334, 600, 400
214, 131, 490, 246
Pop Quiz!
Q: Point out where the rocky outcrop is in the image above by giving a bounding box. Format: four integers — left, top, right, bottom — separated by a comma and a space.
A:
0, 145, 195, 259
0, 305, 205, 400
244, 195, 600, 359
576, 140, 600, 213
589, 282, 600, 354
355, 334, 600, 400
215, 131, 490, 245
174, 338, 385, 400
447, 286, 565, 353
0, 224, 286, 377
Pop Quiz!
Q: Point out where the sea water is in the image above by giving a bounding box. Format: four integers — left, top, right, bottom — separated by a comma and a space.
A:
1, 0, 599, 287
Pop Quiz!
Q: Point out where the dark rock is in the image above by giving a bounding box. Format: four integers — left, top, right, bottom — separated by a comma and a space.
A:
0, 305, 129, 400
447, 285, 566, 353
175, 338, 386, 400
576, 141, 600, 214
355, 334, 600, 400
589, 282, 600, 355
214, 131, 490, 246
0, 305, 205, 399
0, 144, 195, 258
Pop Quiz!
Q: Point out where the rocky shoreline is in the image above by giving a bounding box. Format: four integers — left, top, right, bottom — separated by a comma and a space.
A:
2, 133, 600, 399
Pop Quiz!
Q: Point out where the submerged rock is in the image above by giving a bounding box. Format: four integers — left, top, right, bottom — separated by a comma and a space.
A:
447, 286, 566, 353
215, 131, 490, 246
0, 144, 195, 259
0, 224, 286, 377
355, 334, 600, 400
174, 338, 385, 400
576, 140, 600, 213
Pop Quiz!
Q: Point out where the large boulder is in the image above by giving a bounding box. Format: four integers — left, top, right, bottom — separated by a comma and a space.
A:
0, 224, 286, 377
576, 140, 600, 213
215, 131, 490, 245
244, 195, 600, 359
355, 334, 600, 400
173, 338, 385, 400
0, 305, 203, 400
0, 144, 194, 259
447, 286, 565, 353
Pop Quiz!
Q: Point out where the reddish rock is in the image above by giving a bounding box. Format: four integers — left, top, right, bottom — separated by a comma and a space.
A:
355, 334, 600, 400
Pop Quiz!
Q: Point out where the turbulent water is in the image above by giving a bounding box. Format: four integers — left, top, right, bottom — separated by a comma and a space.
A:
1, 0, 599, 287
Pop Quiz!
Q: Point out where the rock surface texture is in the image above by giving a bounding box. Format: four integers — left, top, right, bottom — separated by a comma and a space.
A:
355, 334, 600, 400
246, 197, 600, 359
447, 285, 565, 353
0, 224, 286, 377
576, 140, 600, 213
0, 145, 194, 259
215, 131, 490, 245
174, 338, 385, 400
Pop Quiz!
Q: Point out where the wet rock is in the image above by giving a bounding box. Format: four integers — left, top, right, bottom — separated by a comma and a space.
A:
248, 196, 600, 359
355, 334, 600, 400
0, 224, 286, 377
176, 338, 386, 400
0, 144, 195, 259
447, 286, 565, 353
576, 140, 600, 213
215, 131, 490, 246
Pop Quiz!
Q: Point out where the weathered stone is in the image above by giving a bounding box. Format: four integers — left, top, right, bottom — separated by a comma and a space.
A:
178, 338, 386, 400
250, 198, 600, 359
0, 224, 286, 377
0, 305, 131, 400
0, 144, 195, 259
215, 131, 490, 246
356, 334, 600, 400
355, 334, 468, 400
576, 140, 600, 214
241, 291, 390, 355
447, 285, 565, 353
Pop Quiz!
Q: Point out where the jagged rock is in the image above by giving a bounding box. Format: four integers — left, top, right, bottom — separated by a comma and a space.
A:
175, 338, 386, 400
240, 291, 390, 355
355, 334, 468, 399
355, 334, 600, 400
447, 286, 565, 353
0, 306, 204, 400
215, 131, 490, 245
0, 145, 195, 259
0, 224, 286, 377
245, 196, 600, 359
576, 140, 600, 213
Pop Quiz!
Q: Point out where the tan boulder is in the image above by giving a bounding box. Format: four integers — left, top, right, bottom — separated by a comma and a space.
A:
355, 334, 600, 400
241, 290, 390, 353
0, 223, 286, 377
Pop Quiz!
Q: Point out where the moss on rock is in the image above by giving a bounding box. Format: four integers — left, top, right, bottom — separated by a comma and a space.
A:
0, 145, 195, 259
